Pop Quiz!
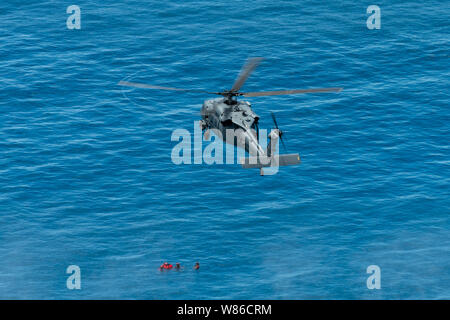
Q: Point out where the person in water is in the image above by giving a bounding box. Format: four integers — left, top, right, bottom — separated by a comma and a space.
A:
160, 262, 173, 270
194, 262, 200, 270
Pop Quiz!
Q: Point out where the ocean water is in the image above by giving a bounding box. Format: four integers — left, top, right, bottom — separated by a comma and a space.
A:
0, 0, 449, 299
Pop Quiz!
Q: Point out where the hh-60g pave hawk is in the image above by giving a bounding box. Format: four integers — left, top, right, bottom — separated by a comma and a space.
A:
119, 58, 342, 175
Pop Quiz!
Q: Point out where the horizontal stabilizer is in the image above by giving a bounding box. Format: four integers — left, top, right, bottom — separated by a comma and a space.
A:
241, 154, 300, 169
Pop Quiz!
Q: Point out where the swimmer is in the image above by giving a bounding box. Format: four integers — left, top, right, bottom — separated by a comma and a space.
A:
159, 262, 173, 270
175, 262, 182, 270
194, 262, 200, 270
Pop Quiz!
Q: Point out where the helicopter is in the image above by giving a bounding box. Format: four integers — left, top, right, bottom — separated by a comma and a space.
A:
119, 58, 342, 175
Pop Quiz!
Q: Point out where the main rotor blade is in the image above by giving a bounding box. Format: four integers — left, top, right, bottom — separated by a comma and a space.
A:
231, 57, 264, 92
118, 81, 219, 95
242, 87, 343, 97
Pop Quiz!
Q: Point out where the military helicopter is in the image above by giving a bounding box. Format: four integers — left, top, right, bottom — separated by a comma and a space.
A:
119, 58, 342, 175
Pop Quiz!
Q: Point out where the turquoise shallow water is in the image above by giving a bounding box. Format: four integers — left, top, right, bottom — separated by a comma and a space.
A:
0, 0, 449, 299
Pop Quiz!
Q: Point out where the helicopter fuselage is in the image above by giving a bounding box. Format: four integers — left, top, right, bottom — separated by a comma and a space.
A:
200, 98, 269, 156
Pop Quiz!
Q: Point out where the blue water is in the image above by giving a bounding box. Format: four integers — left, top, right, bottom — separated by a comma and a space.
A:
1, 0, 449, 299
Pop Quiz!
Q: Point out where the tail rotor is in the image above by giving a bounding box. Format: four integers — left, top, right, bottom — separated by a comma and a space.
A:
271, 112, 287, 151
